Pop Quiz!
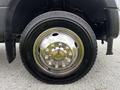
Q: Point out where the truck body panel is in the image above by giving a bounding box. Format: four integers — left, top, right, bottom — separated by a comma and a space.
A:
0, 0, 118, 62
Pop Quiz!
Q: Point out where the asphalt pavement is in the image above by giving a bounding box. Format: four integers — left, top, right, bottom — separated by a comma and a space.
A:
0, 36, 119, 90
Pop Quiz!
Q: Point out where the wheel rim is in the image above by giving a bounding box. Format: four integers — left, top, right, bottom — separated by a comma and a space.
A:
33, 27, 84, 77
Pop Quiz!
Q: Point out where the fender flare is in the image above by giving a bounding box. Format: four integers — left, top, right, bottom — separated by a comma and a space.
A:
5, 0, 21, 63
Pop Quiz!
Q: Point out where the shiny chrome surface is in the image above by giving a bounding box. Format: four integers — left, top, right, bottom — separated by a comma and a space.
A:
33, 27, 84, 77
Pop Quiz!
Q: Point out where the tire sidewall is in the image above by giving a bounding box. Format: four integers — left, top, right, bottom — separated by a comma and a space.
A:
20, 11, 97, 84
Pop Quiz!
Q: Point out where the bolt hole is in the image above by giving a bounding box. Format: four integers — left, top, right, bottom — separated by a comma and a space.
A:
38, 48, 40, 53
74, 42, 78, 48
52, 33, 59, 36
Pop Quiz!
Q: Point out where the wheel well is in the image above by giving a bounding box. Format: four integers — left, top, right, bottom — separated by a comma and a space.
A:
10, 0, 109, 39
5, 0, 118, 63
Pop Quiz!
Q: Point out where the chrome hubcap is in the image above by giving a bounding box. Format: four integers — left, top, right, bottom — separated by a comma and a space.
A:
33, 27, 84, 77
44, 42, 73, 69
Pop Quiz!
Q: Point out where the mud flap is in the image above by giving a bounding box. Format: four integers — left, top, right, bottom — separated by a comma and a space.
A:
5, 34, 16, 63
106, 8, 119, 55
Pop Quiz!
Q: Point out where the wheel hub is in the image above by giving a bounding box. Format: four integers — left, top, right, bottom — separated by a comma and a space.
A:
46, 42, 69, 61
43, 42, 73, 69
33, 27, 84, 77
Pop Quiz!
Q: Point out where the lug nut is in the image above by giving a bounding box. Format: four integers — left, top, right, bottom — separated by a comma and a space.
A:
66, 46, 69, 49
46, 49, 49, 52
45, 55, 49, 59
55, 47, 59, 50
60, 47, 64, 50
58, 43, 62, 46
62, 62, 66, 67
69, 52, 72, 56
66, 57, 71, 63
51, 44, 55, 47
48, 61, 52, 65
55, 64, 59, 68
51, 48, 55, 52
64, 50, 67, 54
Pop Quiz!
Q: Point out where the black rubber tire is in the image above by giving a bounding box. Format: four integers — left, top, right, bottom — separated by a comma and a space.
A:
20, 11, 97, 84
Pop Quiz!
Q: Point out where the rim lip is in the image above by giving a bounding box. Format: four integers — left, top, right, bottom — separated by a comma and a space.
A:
33, 27, 84, 77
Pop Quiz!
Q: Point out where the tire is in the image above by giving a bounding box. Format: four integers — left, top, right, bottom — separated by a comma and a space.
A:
20, 11, 97, 84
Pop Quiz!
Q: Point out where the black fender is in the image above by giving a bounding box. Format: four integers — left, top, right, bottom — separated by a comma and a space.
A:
5, 0, 119, 63
5, 0, 20, 63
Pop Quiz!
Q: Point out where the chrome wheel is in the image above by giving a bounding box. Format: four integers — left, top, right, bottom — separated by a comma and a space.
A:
33, 27, 84, 77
